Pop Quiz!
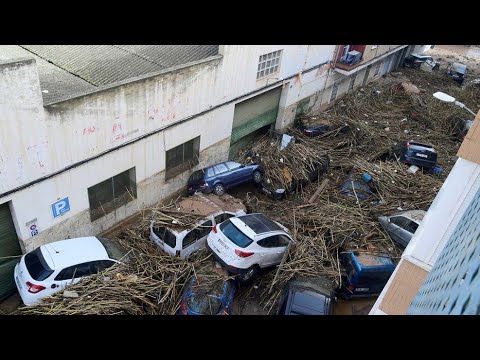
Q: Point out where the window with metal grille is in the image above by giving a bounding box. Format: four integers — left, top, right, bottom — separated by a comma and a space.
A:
257, 50, 282, 79
88, 167, 137, 221
165, 136, 200, 180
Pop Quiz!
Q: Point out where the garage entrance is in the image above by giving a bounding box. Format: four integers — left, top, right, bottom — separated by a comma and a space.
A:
229, 87, 282, 159
0, 202, 21, 300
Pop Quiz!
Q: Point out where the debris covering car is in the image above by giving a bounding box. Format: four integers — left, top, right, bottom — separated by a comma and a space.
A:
378, 210, 426, 247
295, 117, 351, 137
14, 236, 128, 306
446, 62, 467, 85
403, 53, 439, 70
338, 251, 395, 299
187, 161, 263, 196
278, 276, 335, 315
149, 193, 246, 258
391, 141, 438, 169
178, 274, 235, 315
206, 213, 293, 282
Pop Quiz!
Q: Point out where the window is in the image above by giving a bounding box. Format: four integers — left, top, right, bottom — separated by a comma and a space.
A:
54, 262, 97, 281
166, 136, 200, 180
348, 74, 357, 92
258, 235, 290, 248
374, 63, 381, 76
214, 213, 235, 225
220, 220, 253, 248
257, 50, 282, 79
225, 161, 241, 171
182, 220, 212, 249
330, 81, 339, 102
357, 271, 391, 286
25, 247, 54, 281
97, 237, 127, 261
88, 168, 137, 221
405, 221, 419, 234
390, 216, 410, 229
153, 226, 177, 248
214, 163, 229, 175
206, 168, 215, 178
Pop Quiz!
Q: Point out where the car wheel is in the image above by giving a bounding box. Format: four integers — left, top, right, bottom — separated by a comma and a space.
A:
252, 170, 262, 184
238, 266, 258, 283
213, 183, 225, 196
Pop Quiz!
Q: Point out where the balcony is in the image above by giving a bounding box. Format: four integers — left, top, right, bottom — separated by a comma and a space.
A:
334, 45, 366, 74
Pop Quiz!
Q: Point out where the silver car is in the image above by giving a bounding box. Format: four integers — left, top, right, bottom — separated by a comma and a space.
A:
378, 210, 426, 247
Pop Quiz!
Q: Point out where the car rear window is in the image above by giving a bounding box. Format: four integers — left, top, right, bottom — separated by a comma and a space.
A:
97, 237, 128, 261
220, 220, 253, 248
188, 170, 205, 184
25, 247, 54, 281
186, 279, 225, 314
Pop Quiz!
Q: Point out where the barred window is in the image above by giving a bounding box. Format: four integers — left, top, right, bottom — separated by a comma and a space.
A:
88, 168, 137, 221
257, 50, 282, 79
165, 136, 200, 180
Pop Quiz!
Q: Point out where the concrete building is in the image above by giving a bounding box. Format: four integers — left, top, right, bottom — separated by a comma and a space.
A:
0, 44, 409, 299
370, 109, 480, 315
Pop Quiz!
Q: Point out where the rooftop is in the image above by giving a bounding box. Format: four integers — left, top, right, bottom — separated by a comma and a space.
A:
0, 45, 218, 105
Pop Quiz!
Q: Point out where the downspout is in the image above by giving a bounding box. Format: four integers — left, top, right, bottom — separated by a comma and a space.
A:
332, 45, 340, 69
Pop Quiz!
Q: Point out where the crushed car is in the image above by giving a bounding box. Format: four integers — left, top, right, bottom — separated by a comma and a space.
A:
149, 193, 246, 258
391, 140, 438, 169
447, 62, 467, 85
378, 210, 426, 247
403, 53, 439, 70
337, 251, 395, 299
278, 276, 335, 315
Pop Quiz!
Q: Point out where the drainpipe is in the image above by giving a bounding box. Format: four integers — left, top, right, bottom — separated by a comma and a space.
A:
332, 45, 340, 69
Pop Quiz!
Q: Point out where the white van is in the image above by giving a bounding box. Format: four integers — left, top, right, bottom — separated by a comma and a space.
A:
149, 193, 247, 258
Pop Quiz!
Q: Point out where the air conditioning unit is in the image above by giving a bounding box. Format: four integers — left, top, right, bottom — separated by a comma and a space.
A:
344, 50, 362, 65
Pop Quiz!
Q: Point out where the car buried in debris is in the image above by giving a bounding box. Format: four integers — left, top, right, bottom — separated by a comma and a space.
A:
378, 210, 426, 247
149, 193, 247, 258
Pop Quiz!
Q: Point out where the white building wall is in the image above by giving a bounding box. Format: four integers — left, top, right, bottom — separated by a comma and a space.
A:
1, 46, 338, 251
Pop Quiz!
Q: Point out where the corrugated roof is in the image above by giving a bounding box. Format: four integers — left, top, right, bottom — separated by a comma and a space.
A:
0, 45, 218, 105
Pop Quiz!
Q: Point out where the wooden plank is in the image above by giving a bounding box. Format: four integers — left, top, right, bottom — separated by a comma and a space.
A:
308, 178, 330, 204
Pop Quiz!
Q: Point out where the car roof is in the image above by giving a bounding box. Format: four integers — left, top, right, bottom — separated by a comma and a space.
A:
40, 236, 109, 270
353, 253, 394, 268
395, 210, 426, 223
452, 62, 467, 73
235, 213, 283, 235
411, 53, 432, 59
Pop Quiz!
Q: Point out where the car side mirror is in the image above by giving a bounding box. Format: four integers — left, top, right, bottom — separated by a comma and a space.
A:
51, 284, 57, 289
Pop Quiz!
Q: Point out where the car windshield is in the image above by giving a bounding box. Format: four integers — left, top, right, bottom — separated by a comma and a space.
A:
25, 247, 54, 281
97, 237, 128, 261
186, 279, 225, 314
220, 220, 253, 248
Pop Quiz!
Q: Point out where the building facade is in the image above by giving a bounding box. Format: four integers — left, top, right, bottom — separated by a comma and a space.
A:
0, 45, 409, 299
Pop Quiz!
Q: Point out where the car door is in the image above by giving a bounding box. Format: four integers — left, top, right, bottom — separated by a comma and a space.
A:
257, 235, 290, 267
52, 261, 98, 293
213, 163, 230, 187
180, 220, 213, 257
225, 161, 245, 186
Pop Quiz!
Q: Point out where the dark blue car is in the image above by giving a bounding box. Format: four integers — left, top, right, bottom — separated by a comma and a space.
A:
187, 161, 263, 196
178, 276, 235, 315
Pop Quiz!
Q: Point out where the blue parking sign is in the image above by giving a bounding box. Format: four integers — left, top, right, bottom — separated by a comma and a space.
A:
52, 197, 70, 218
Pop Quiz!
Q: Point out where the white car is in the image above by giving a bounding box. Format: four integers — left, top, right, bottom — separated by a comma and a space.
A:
206, 213, 293, 282
14, 236, 128, 306
149, 193, 246, 258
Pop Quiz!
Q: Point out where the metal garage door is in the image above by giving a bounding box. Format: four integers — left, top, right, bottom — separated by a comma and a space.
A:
0, 202, 21, 300
229, 87, 282, 158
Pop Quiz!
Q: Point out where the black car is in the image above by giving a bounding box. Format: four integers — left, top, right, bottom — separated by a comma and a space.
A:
295, 117, 350, 137
447, 62, 467, 85
392, 141, 437, 169
188, 161, 263, 196
403, 53, 439, 70
279, 277, 335, 315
